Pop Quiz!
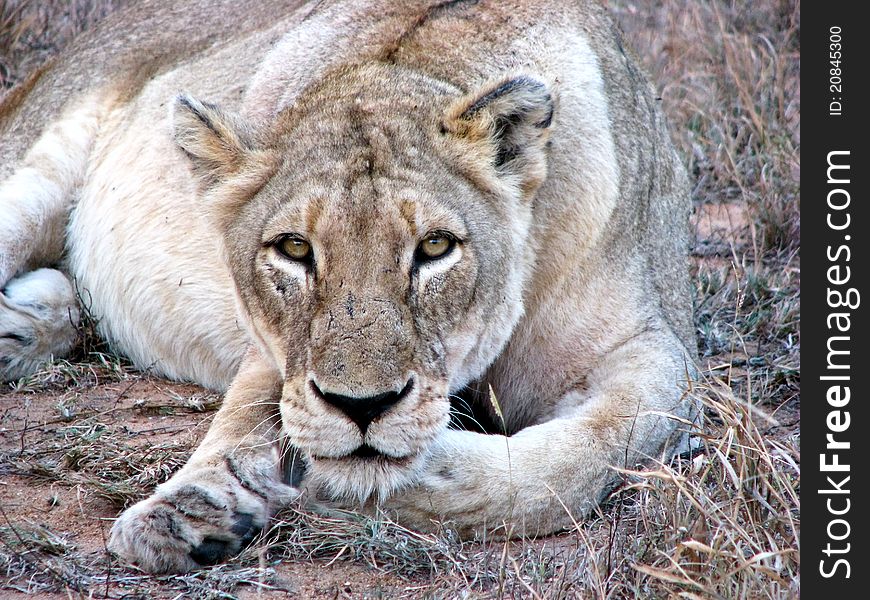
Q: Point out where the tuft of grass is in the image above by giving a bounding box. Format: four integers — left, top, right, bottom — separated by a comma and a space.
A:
595, 378, 799, 598
7, 351, 134, 395
1, 414, 198, 508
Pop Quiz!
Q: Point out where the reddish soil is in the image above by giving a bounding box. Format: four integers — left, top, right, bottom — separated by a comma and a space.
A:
0, 378, 426, 598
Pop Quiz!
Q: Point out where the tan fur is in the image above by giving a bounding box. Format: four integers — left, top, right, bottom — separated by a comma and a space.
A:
0, 0, 697, 573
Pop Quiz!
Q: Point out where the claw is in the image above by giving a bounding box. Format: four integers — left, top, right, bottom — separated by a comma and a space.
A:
230, 511, 259, 540
190, 537, 233, 566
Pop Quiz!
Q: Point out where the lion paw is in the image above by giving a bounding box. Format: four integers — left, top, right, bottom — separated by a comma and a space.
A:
108, 457, 299, 573
0, 269, 79, 381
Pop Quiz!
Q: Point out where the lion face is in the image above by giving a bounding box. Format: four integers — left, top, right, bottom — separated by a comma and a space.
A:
173, 63, 554, 500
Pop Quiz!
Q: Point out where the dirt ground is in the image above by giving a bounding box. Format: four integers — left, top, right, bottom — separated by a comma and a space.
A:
1, 1, 800, 598
0, 375, 423, 598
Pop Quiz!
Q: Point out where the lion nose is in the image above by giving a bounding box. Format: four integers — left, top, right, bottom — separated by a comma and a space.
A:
312, 378, 414, 433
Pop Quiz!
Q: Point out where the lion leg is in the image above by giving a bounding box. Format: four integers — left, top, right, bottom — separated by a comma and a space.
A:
108, 348, 300, 573
1, 92, 115, 284
0, 92, 116, 378
384, 330, 696, 537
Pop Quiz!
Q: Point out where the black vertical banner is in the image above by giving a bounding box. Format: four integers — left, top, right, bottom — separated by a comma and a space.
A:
803, 4, 869, 597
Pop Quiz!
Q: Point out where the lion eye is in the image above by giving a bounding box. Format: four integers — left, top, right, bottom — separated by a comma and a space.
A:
276, 236, 312, 262
416, 233, 455, 262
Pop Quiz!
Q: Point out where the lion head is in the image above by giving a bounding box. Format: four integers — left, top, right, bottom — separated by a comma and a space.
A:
172, 62, 554, 501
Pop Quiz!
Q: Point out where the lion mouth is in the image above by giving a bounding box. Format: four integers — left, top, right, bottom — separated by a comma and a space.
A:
313, 444, 416, 468
351, 444, 386, 458
304, 444, 424, 501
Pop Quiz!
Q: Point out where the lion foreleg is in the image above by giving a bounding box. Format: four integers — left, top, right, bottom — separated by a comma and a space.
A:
108, 347, 299, 573
384, 331, 697, 538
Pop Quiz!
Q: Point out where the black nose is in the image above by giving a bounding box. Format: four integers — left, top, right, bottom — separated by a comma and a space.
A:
312, 378, 414, 433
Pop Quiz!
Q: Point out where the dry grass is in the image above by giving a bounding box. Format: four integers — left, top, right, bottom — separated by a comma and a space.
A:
0, 0, 800, 598
1, 0, 127, 88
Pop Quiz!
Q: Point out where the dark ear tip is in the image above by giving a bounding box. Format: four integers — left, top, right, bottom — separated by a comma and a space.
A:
174, 93, 221, 120
175, 93, 193, 108
512, 75, 548, 92
459, 74, 553, 122
173, 93, 199, 116
173, 94, 210, 122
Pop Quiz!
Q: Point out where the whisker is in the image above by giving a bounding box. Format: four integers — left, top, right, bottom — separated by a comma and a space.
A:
231, 413, 282, 455
233, 427, 280, 455
447, 393, 489, 433
278, 436, 305, 485
222, 399, 279, 418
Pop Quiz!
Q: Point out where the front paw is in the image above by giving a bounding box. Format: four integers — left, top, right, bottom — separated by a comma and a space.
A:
108, 456, 299, 573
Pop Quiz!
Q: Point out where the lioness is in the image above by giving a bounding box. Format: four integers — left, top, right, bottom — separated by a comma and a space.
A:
0, 0, 697, 574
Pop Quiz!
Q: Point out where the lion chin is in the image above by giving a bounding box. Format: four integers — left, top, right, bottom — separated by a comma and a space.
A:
304, 446, 429, 504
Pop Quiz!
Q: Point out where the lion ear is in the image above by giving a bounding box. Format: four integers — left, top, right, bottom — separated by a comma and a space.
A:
443, 75, 554, 193
172, 94, 257, 189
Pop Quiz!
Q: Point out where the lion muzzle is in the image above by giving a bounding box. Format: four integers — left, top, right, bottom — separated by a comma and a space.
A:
310, 376, 415, 433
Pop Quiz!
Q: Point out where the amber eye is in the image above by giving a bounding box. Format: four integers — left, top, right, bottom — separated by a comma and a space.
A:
276, 236, 312, 262
416, 232, 455, 262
